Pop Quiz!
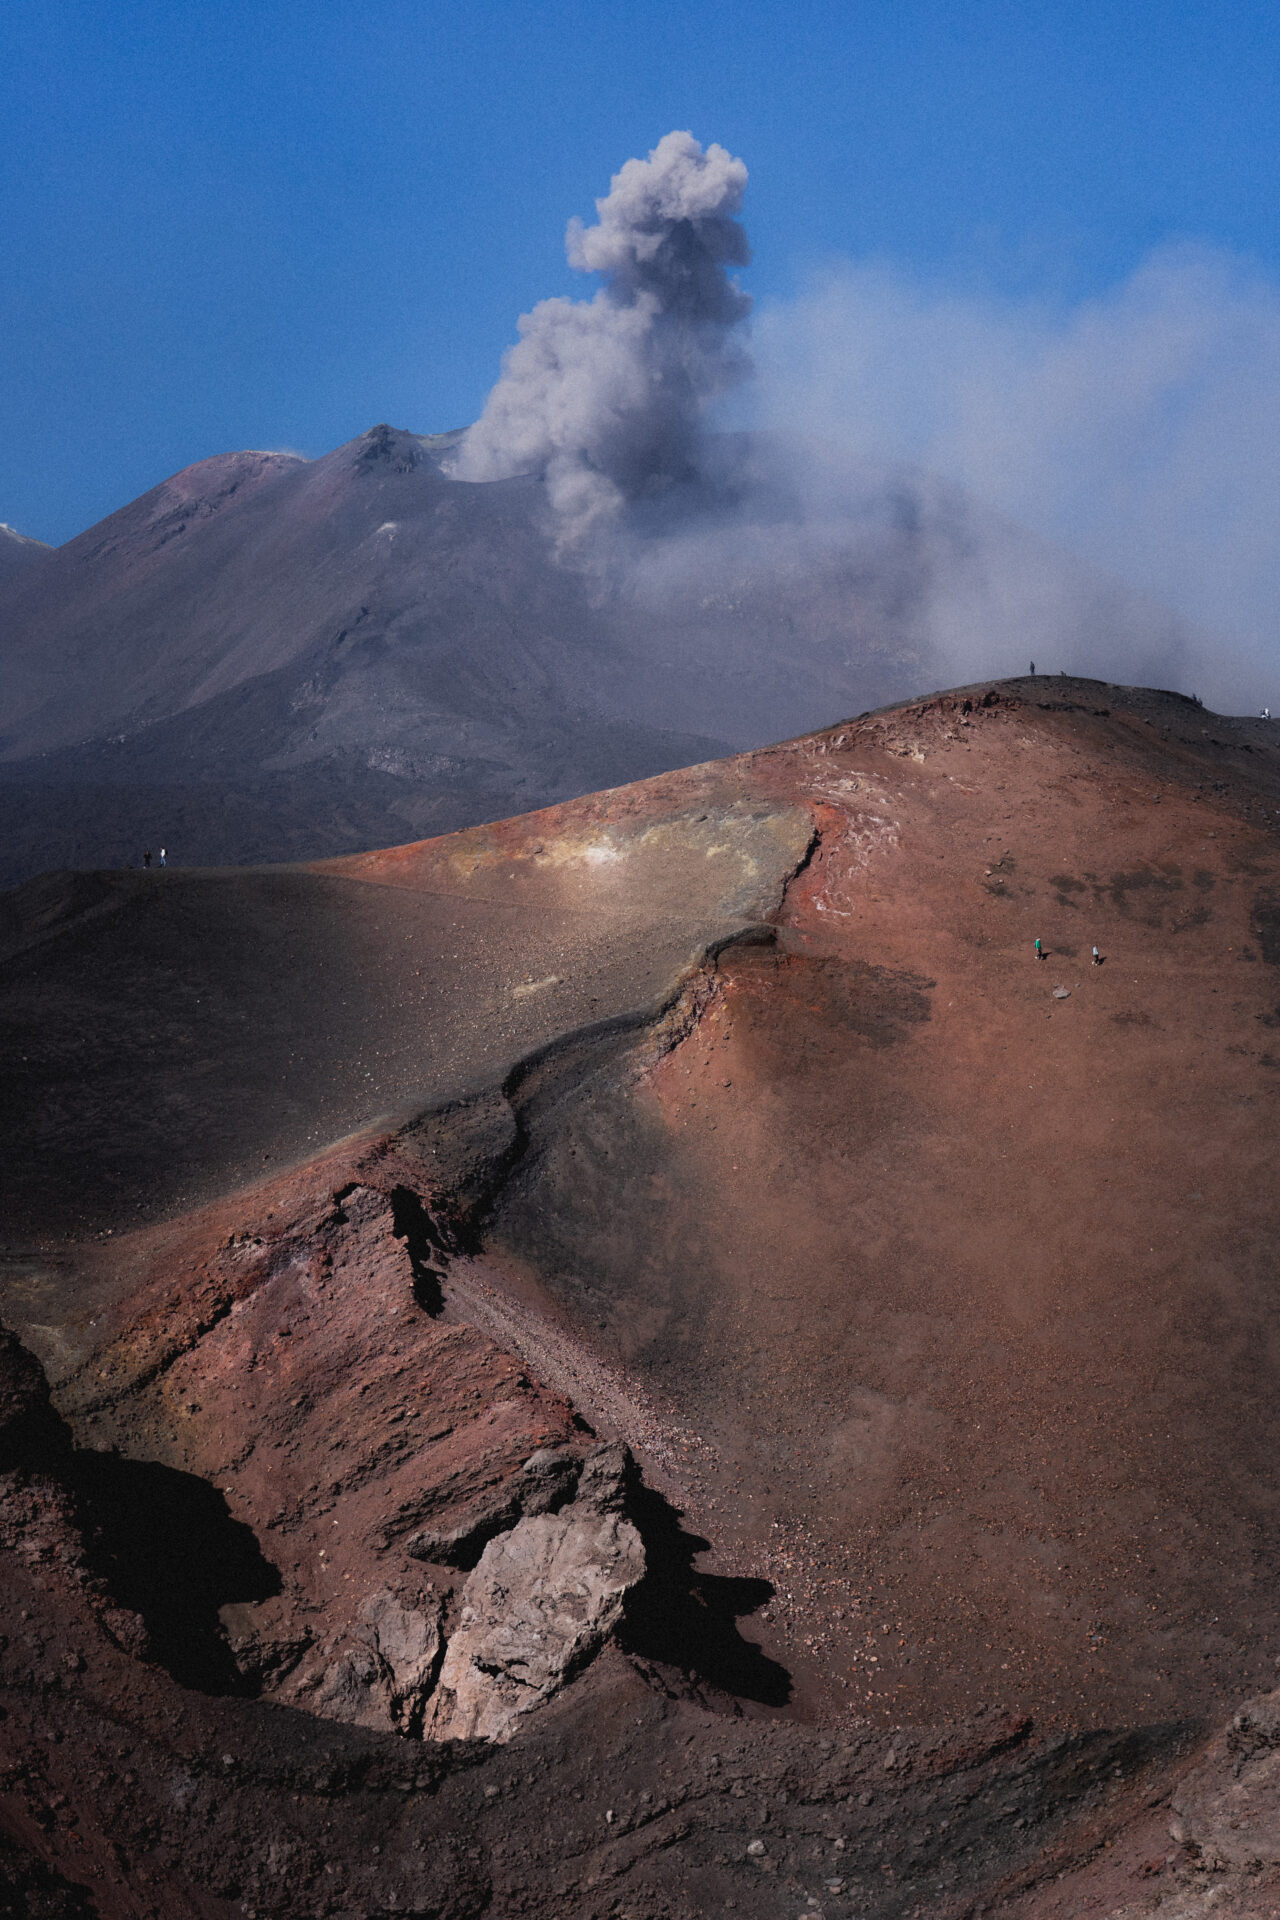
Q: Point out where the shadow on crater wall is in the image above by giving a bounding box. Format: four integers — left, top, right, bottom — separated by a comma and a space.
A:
620, 1482, 791, 1708
72, 1451, 281, 1695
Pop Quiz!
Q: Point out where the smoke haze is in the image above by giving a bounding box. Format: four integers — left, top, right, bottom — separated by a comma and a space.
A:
751, 242, 1280, 709
450, 131, 752, 544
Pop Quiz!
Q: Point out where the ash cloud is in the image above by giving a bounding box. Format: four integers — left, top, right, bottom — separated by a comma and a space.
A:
751, 244, 1280, 710
451, 136, 1280, 714
449, 131, 752, 542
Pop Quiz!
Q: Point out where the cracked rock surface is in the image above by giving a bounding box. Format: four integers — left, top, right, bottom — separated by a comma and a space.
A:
286, 1585, 444, 1736
426, 1475, 646, 1742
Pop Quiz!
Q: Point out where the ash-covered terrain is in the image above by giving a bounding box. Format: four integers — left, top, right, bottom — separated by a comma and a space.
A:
4, 676, 1280, 1917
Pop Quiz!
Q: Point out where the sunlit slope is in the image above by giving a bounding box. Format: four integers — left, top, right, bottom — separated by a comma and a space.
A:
472, 678, 1280, 1729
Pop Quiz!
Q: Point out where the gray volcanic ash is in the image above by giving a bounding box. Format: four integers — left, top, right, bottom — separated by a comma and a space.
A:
450, 130, 752, 542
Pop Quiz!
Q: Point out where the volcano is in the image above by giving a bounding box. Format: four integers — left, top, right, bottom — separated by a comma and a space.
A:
3, 676, 1280, 1917
0, 425, 1194, 887
0, 522, 49, 589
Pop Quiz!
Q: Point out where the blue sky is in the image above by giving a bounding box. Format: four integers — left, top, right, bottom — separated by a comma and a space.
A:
5, 0, 1280, 545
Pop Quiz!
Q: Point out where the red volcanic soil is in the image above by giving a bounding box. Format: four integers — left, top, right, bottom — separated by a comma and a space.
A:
480, 681, 1280, 1737
3, 676, 1280, 1917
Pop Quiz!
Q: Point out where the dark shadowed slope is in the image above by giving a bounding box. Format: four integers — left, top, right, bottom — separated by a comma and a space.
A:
0, 782, 810, 1233
0, 425, 1198, 885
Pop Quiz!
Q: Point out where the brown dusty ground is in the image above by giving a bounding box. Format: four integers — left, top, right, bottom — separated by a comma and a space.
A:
3, 675, 1280, 1917
479, 680, 1280, 1739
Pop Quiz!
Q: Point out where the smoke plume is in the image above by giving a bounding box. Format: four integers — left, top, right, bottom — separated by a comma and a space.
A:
449, 131, 752, 541
450, 135, 1280, 713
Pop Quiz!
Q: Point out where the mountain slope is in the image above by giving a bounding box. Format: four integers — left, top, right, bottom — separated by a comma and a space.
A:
4, 674, 1280, 1730
0, 521, 50, 588
0, 425, 1197, 884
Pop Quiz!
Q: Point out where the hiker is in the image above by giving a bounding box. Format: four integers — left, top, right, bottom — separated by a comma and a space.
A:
1030, 661, 1036, 675
1034, 937, 1044, 960
143, 850, 151, 869
1092, 945, 1101, 965
159, 847, 166, 868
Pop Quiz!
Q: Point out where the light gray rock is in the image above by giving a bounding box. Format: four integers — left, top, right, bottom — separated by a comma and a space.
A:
1170, 1685, 1280, 1875
291, 1586, 444, 1736
425, 1503, 645, 1743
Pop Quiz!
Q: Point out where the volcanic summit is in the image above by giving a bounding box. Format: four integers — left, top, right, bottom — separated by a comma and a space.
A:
0, 133, 1196, 889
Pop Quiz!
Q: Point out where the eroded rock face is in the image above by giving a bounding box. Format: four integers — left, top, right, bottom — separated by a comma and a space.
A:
0, 1323, 67, 1474
405, 1441, 582, 1565
1170, 1687, 1280, 1875
426, 1446, 645, 1743
286, 1586, 445, 1736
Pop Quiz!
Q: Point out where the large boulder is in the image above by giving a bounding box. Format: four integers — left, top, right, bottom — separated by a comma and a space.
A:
425, 1446, 645, 1743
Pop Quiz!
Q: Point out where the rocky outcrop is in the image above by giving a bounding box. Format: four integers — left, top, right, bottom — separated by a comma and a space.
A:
1167, 1686, 1280, 1880
405, 1441, 586, 1567
286, 1586, 445, 1736
425, 1443, 645, 1743
0, 1322, 68, 1474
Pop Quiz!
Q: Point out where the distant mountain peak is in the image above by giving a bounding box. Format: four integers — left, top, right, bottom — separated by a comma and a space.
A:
352, 422, 467, 475
0, 521, 51, 588
355, 423, 424, 474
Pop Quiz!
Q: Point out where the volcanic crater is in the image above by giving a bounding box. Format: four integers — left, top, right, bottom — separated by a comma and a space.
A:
4, 676, 1280, 1917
